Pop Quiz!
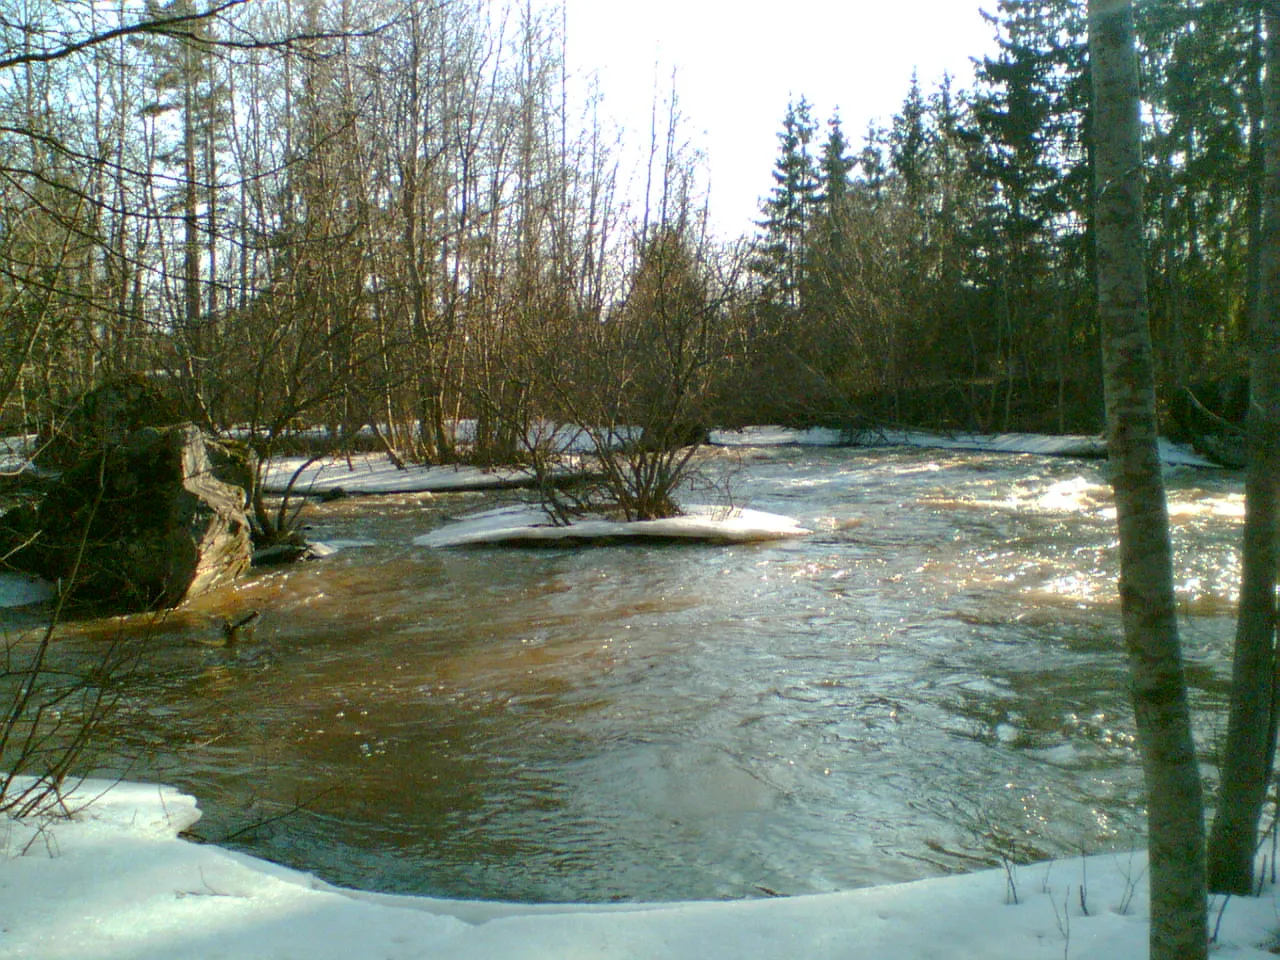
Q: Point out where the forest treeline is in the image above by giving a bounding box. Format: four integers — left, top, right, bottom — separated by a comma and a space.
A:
0, 0, 1261, 462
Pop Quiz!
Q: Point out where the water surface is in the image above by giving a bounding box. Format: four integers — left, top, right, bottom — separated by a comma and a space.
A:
45, 445, 1243, 902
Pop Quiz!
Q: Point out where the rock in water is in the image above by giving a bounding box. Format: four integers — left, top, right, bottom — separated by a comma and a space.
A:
4, 425, 251, 611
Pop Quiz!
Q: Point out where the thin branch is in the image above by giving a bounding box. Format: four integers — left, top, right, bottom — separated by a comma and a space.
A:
0, 2, 251, 71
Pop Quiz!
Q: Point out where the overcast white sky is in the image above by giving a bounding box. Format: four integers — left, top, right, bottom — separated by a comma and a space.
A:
539, 0, 998, 239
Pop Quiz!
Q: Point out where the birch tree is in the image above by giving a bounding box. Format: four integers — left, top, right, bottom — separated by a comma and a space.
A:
1088, 0, 1207, 957
1206, 0, 1280, 897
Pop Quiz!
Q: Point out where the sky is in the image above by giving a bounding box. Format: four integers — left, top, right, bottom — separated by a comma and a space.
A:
539, 0, 999, 239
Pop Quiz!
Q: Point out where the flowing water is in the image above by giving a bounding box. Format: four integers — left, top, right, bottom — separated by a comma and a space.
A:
30, 445, 1245, 903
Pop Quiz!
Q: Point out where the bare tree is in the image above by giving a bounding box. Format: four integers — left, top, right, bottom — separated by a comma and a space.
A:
521, 85, 736, 521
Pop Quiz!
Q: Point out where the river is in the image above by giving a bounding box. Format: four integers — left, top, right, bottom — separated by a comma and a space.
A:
41, 443, 1244, 903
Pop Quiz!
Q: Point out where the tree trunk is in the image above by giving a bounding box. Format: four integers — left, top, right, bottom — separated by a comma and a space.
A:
1207, 0, 1280, 897
183, 35, 202, 406
1088, 1, 1208, 958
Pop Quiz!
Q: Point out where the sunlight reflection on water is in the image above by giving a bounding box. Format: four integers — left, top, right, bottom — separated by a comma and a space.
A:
35, 446, 1244, 903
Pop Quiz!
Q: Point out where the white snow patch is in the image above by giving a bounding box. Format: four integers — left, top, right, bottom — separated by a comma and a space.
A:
1154, 437, 1222, 468
2, 777, 1279, 960
0, 572, 55, 608
889, 429, 1109, 458
259, 455, 549, 495
712, 425, 848, 447
416, 504, 812, 547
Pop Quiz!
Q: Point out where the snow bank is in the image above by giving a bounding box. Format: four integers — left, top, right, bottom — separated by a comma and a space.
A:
2, 778, 1278, 960
259, 455, 551, 496
0, 572, 55, 608
415, 504, 812, 547
711, 425, 851, 447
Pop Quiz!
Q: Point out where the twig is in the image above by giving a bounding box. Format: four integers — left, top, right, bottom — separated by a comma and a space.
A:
218, 784, 343, 843
1210, 894, 1231, 944
1050, 884, 1071, 960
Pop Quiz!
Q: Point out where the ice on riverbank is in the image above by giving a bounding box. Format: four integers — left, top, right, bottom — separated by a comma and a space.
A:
1, 778, 1277, 960
0, 572, 55, 608
416, 503, 812, 547
259, 455, 554, 495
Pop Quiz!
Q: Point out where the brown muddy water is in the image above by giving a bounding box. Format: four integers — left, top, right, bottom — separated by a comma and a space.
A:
13, 445, 1245, 903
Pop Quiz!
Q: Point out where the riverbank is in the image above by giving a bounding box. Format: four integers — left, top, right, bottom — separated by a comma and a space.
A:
257, 426, 1219, 498
1, 778, 1276, 960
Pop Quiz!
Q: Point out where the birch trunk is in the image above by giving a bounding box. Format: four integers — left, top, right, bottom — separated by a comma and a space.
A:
1088, 1, 1208, 956
1207, 0, 1280, 897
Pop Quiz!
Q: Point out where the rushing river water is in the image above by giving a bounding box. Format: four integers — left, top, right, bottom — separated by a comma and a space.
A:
34, 443, 1246, 903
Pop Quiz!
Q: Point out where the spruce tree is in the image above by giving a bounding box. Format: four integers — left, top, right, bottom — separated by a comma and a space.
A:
855, 121, 888, 200
1139, 0, 1260, 377
754, 98, 819, 312
966, 0, 1094, 429
817, 112, 854, 214
890, 70, 929, 208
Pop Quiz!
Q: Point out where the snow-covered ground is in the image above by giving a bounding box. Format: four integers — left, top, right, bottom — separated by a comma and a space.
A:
0, 778, 1275, 960
416, 504, 811, 547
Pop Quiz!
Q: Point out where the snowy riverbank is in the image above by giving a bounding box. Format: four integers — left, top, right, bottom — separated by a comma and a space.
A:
258, 427, 1218, 498
1, 779, 1276, 960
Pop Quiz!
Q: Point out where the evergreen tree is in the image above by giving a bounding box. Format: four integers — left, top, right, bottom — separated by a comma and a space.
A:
965, 0, 1095, 428
928, 74, 963, 200
801, 113, 855, 388
1139, 0, 1260, 382
969, 0, 1090, 251
855, 121, 888, 199
889, 70, 929, 207
817, 112, 854, 214
753, 97, 818, 311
